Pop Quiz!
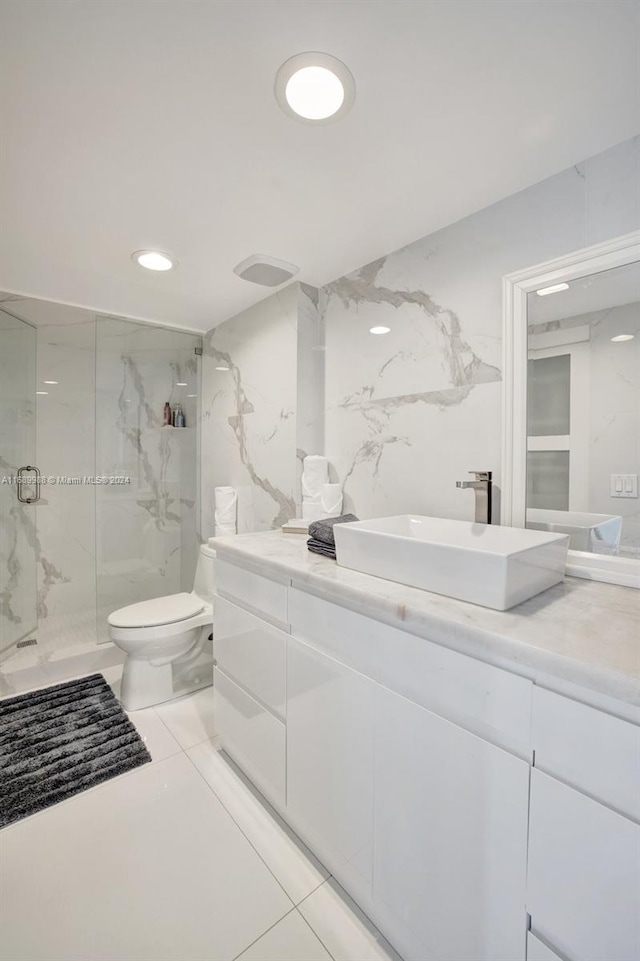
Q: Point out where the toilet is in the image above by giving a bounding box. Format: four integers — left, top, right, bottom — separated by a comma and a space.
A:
108, 544, 216, 711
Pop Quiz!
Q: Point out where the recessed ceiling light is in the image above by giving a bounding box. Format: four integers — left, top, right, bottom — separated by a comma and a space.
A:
43, 380, 58, 385
611, 334, 634, 342
187, 394, 197, 398
215, 365, 230, 371
536, 283, 569, 296
36, 391, 48, 395
131, 250, 177, 271
176, 382, 188, 386
370, 326, 391, 335
275, 52, 355, 123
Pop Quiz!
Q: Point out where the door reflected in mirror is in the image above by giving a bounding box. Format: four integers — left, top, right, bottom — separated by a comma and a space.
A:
526, 260, 639, 558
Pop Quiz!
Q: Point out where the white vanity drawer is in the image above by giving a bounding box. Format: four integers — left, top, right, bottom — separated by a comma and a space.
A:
214, 667, 285, 806
532, 686, 640, 821
527, 769, 640, 961
289, 587, 532, 758
214, 596, 287, 719
215, 558, 288, 627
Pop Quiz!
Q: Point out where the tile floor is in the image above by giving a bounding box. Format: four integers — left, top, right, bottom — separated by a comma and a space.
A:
0, 668, 403, 961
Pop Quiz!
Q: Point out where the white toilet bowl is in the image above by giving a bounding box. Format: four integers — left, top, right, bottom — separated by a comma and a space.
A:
108, 544, 216, 711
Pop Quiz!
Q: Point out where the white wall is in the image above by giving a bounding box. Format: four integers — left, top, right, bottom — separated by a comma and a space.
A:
586, 303, 639, 551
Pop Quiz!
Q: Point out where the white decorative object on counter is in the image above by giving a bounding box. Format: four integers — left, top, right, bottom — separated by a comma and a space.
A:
301, 455, 328, 499
302, 500, 324, 522
321, 483, 343, 518
215, 486, 237, 536
281, 518, 309, 534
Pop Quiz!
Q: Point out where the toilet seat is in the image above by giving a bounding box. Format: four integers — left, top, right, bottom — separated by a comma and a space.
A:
108, 592, 204, 629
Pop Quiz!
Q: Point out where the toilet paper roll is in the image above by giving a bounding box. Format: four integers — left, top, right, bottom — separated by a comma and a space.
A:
215, 486, 237, 533
321, 483, 343, 518
301, 455, 328, 499
302, 499, 325, 522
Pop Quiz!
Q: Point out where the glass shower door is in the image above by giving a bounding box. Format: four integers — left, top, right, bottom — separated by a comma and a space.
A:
0, 308, 38, 654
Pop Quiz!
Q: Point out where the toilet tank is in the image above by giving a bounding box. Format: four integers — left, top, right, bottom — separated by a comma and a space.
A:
193, 544, 216, 602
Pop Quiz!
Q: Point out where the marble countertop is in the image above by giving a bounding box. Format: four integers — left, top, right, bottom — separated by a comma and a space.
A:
211, 530, 640, 709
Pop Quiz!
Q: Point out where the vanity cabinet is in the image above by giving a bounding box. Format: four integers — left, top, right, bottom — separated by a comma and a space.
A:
212, 569, 289, 808
286, 636, 376, 905
527, 687, 640, 961
285, 634, 529, 961
373, 686, 529, 961
527, 769, 640, 961
212, 555, 639, 961
526, 933, 564, 961
213, 667, 286, 805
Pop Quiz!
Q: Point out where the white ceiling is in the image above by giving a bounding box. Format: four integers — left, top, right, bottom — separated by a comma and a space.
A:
1, 0, 638, 333
528, 261, 640, 325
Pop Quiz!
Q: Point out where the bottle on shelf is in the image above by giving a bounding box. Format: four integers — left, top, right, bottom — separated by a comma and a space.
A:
175, 404, 185, 428
163, 402, 172, 426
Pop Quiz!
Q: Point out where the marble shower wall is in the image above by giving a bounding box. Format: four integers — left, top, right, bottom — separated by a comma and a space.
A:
95, 318, 201, 641
201, 283, 323, 536
322, 136, 640, 522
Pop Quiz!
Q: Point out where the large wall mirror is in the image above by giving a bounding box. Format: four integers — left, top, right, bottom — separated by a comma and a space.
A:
502, 231, 640, 588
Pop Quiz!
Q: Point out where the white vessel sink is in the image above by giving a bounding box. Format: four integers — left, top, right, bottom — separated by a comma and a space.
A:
334, 515, 570, 611
526, 508, 622, 555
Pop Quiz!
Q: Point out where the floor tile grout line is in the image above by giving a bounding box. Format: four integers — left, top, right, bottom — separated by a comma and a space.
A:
150, 699, 218, 752
183, 746, 312, 910
145, 703, 188, 748
229, 905, 298, 961
295, 903, 338, 961
297, 880, 404, 961
2, 676, 342, 958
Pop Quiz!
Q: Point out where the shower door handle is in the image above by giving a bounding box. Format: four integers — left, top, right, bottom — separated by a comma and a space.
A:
17, 465, 41, 504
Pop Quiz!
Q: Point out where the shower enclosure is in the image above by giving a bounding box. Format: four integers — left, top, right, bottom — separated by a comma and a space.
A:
0, 298, 201, 683
0, 310, 37, 659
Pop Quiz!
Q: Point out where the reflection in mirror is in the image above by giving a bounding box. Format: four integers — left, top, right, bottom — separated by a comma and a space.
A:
525, 261, 640, 557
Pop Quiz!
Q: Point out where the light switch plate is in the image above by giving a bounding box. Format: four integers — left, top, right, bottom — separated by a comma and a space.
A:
610, 474, 638, 498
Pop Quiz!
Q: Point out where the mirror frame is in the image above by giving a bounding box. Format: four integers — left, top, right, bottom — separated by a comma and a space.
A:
501, 230, 640, 589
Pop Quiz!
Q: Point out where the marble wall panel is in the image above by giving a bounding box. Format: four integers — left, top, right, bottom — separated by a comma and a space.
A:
201, 285, 300, 536
95, 318, 201, 640
322, 136, 640, 522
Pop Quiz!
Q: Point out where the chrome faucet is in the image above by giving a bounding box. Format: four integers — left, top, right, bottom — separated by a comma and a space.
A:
456, 471, 493, 524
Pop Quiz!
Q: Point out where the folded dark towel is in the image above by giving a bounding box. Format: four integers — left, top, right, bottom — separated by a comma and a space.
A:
308, 513, 360, 547
307, 538, 337, 559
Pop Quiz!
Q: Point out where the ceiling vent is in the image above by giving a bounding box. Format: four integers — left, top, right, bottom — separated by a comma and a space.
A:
233, 254, 299, 287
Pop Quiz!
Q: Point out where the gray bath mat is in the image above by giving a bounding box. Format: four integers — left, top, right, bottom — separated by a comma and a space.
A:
0, 673, 151, 828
